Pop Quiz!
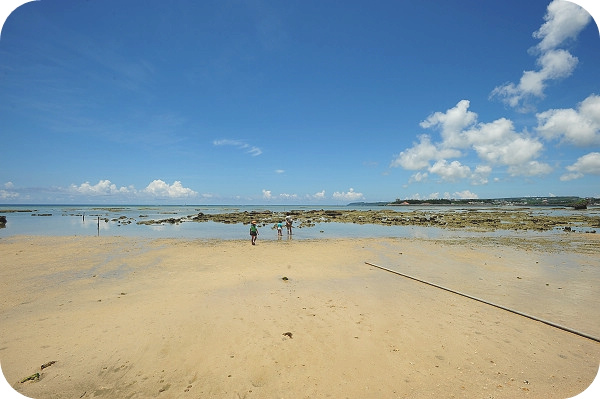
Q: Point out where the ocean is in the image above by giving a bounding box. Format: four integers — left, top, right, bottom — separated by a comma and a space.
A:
0, 204, 596, 240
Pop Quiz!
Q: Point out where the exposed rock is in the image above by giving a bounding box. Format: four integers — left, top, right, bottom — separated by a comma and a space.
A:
134, 208, 599, 232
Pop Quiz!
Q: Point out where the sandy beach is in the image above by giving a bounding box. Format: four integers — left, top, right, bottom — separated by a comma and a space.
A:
1, 234, 599, 398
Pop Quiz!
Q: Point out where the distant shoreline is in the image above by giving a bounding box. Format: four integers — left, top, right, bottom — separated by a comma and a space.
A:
350, 195, 599, 208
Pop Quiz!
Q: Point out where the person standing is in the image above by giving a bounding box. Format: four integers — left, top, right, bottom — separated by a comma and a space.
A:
250, 220, 259, 245
285, 215, 293, 235
277, 221, 283, 237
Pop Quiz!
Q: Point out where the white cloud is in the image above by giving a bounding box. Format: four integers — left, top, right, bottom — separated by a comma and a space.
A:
275, 169, 285, 174
561, 152, 600, 180
420, 100, 477, 147
420, 102, 545, 168
536, 94, 600, 146
143, 180, 197, 198
393, 100, 553, 186
70, 180, 133, 196
560, 172, 583, 181
409, 171, 428, 183
1, 182, 18, 199
474, 135, 545, 167
312, 190, 326, 199
508, 161, 553, 177
533, 0, 593, 52
0, 188, 19, 199
429, 160, 471, 182
463, 117, 545, 167
491, 50, 578, 111
279, 193, 298, 200
262, 189, 308, 201
452, 190, 479, 199
464, 117, 514, 146
406, 193, 423, 200
2, 179, 204, 202
213, 139, 262, 156
490, 0, 591, 111
390, 135, 461, 170
247, 147, 262, 156
471, 165, 492, 185
332, 188, 364, 201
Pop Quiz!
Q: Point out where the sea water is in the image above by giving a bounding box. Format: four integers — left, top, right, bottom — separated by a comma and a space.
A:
0, 204, 596, 240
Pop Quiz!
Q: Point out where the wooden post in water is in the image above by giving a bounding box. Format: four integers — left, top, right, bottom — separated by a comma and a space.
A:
97, 216, 100, 236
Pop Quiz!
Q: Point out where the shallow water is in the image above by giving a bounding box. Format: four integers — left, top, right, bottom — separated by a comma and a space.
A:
0, 204, 596, 240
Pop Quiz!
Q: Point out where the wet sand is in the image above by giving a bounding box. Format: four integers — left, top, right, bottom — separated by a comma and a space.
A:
1, 234, 599, 398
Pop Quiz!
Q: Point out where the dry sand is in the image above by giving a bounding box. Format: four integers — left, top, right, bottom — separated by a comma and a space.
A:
1, 234, 599, 398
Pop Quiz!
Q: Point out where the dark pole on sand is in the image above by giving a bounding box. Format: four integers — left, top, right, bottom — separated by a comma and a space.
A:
97, 216, 100, 236
365, 261, 600, 343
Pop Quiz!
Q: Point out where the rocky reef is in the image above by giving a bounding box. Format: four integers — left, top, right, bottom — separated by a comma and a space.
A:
137, 208, 600, 233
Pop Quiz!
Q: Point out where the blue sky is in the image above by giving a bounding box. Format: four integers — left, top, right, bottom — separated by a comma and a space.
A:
0, 0, 599, 205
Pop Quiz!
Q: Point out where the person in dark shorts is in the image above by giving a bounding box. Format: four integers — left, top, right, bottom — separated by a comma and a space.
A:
250, 220, 259, 245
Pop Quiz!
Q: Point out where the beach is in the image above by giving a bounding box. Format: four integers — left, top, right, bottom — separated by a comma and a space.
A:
1, 234, 599, 398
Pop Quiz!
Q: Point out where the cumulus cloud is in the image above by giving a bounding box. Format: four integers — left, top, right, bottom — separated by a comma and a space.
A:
561, 152, 600, 180
508, 161, 553, 177
420, 100, 477, 147
536, 94, 600, 146
392, 3, 595, 189
471, 165, 492, 185
470, 130, 545, 167
279, 193, 298, 200
3, 179, 200, 203
490, 0, 591, 111
70, 180, 133, 196
390, 135, 461, 170
312, 190, 326, 199
332, 188, 364, 201
560, 172, 582, 181
392, 100, 552, 185
492, 50, 578, 109
143, 180, 197, 198
429, 160, 471, 182
533, 0, 593, 52
213, 139, 262, 156
0, 190, 19, 200
422, 103, 546, 168
409, 171, 428, 183
262, 189, 302, 201
452, 190, 479, 199
1, 182, 19, 199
